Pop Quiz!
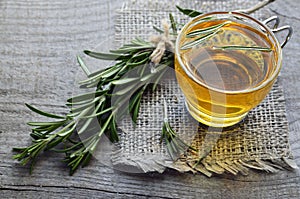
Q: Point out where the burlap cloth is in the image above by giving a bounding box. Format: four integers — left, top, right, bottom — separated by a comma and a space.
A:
110, 0, 298, 176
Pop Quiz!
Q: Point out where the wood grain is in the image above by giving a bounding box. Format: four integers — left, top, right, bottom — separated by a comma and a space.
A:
0, 0, 300, 198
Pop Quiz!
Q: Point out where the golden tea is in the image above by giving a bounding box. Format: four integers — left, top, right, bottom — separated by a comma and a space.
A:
175, 12, 283, 127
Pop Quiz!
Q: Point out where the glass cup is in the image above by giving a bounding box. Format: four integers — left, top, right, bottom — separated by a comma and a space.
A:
175, 12, 292, 127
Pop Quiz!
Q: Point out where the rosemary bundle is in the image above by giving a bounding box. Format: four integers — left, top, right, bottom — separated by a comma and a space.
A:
13, 3, 275, 174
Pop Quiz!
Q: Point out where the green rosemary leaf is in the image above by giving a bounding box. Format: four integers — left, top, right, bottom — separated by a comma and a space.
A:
132, 51, 152, 59
129, 88, 143, 112
67, 90, 107, 103
30, 132, 44, 140
129, 87, 145, 124
81, 152, 93, 168
25, 104, 65, 119
86, 68, 106, 78
140, 73, 153, 82
93, 67, 121, 80
165, 136, 177, 160
132, 96, 142, 124
56, 122, 76, 137
169, 13, 177, 34
111, 77, 139, 85
79, 70, 108, 84
69, 154, 85, 174
70, 97, 101, 113
212, 45, 272, 52
109, 116, 119, 142
77, 104, 102, 135
78, 107, 114, 119
77, 56, 91, 76
51, 142, 83, 153
27, 121, 66, 127
67, 153, 81, 165
153, 25, 164, 33
46, 136, 65, 151
131, 38, 153, 46
20, 157, 31, 166
181, 30, 221, 50
113, 83, 138, 96
176, 5, 202, 17
32, 123, 63, 135
66, 99, 93, 107
84, 50, 126, 60
186, 22, 229, 37
110, 46, 153, 54
151, 67, 168, 91
32, 124, 57, 132
126, 57, 149, 67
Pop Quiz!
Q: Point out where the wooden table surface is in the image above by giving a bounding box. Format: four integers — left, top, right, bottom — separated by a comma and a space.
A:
1, 0, 300, 198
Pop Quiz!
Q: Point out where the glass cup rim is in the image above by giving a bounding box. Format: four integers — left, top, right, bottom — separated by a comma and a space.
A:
175, 11, 283, 94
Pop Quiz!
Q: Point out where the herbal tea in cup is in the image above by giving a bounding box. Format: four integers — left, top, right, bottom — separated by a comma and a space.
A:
175, 12, 292, 127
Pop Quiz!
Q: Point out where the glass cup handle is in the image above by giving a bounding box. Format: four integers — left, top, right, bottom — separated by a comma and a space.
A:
263, 16, 293, 48
263, 16, 280, 29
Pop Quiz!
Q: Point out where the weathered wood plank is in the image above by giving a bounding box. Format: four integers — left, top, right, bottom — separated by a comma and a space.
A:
0, 0, 300, 198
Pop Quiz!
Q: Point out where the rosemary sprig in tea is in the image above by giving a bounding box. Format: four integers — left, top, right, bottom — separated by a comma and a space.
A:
177, 6, 273, 52
212, 45, 272, 52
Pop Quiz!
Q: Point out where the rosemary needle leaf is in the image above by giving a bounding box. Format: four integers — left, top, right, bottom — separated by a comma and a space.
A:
27, 121, 66, 127
212, 45, 272, 52
176, 5, 202, 17
129, 90, 143, 112
132, 94, 142, 124
77, 56, 91, 76
97, 67, 121, 79
186, 22, 229, 37
131, 38, 153, 46
132, 51, 152, 59
110, 46, 152, 54
110, 117, 119, 142
81, 152, 93, 168
181, 30, 221, 50
153, 25, 164, 33
84, 50, 125, 60
127, 57, 149, 67
25, 104, 65, 119
86, 68, 106, 78
111, 77, 139, 85
67, 90, 106, 104
169, 13, 177, 34
78, 107, 114, 119
113, 83, 138, 96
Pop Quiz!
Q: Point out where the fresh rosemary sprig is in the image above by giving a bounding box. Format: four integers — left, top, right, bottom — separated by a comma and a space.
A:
160, 100, 197, 160
13, 37, 174, 175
